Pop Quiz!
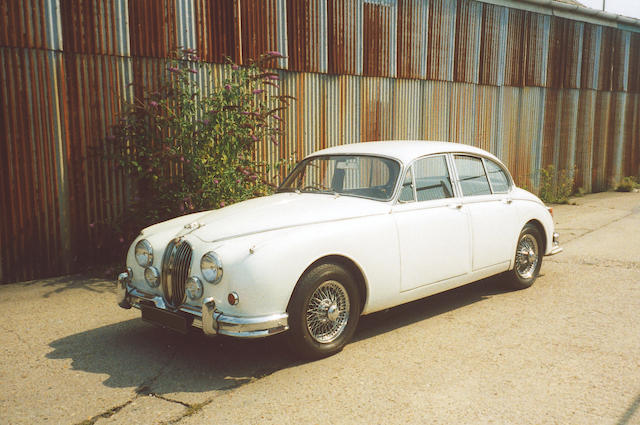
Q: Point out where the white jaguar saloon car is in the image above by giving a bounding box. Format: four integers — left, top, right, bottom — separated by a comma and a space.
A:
117, 141, 562, 358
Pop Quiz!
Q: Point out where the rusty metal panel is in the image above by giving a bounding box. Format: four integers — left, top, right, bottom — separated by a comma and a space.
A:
580, 23, 601, 90
287, 0, 327, 73
591, 90, 612, 191
495, 86, 522, 181
557, 89, 580, 173
427, 0, 456, 82
362, 1, 396, 78
521, 87, 545, 189
0, 47, 70, 282
240, 0, 281, 65
59, 0, 129, 55
0, 0, 62, 50
176, 0, 196, 51
612, 30, 630, 92
621, 93, 639, 178
547, 18, 568, 89
361, 76, 395, 140
194, 0, 239, 63
474, 84, 499, 153
392, 78, 424, 139
574, 90, 597, 192
563, 20, 584, 89
504, 8, 525, 87
478, 3, 507, 87
423, 80, 451, 141
128, 0, 177, 58
453, 0, 481, 84
396, 0, 428, 79
598, 26, 615, 91
63, 53, 132, 268
609, 92, 627, 184
327, 0, 362, 75
524, 12, 550, 88
449, 82, 476, 145
629, 33, 640, 93
541, 88, 560, 169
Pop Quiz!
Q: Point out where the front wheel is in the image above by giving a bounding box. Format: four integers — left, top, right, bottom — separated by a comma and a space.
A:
287, 263, 361, 359
507, 223, 543, 289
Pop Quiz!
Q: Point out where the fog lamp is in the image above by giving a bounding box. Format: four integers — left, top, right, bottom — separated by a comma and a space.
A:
186, 276, 204, 300
144, 266, 160, 287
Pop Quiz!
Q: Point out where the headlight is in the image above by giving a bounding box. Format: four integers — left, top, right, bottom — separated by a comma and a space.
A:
200, 251, 223, 284
186, 276, 203, 300
144, 266, 160, 287
135, 239, 153, 267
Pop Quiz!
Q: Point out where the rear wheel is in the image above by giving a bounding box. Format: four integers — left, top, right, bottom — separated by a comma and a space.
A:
287, 263, 361, 359
507, 223, 543, 289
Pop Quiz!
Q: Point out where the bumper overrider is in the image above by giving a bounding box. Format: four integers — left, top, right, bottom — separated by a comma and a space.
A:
546, 232, 564, 256
116, 273, 289, 338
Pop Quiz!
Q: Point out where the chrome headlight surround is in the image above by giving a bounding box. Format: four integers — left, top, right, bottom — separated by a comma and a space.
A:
186, 276, 204, 300
135, 239, 153, 267
144, 266, 160, 287
200, 251, 223, 284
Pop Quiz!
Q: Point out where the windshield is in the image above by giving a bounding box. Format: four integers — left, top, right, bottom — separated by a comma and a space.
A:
278, 155, 401, 201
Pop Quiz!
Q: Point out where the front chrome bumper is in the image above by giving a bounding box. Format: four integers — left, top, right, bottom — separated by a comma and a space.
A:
116, 274, 289, 338
546, 232, 564, 256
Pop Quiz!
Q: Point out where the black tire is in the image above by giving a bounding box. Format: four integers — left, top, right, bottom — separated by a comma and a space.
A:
287, 263, 361, 359
507, 223, 544, 290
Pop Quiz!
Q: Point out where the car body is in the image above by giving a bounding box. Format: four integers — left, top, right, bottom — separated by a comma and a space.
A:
117, 140, 562, 358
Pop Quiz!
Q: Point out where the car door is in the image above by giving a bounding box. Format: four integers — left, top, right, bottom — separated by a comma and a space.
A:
453, 155, 518, 272
392, 154, 471, 292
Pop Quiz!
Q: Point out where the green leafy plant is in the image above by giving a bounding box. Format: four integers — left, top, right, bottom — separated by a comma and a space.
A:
615, 176, 639, 192
101, 49, 294, 255
537, 165, 574, 204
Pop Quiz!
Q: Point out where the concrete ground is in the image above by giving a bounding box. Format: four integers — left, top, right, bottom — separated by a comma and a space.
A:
0, 191, 638, 425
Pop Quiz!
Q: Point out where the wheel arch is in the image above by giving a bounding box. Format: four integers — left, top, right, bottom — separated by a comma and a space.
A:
524, 218, 547, 252
287, 254, 368, 315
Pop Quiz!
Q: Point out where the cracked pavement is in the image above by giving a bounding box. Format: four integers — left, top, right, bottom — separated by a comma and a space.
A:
0, 191, 638, 424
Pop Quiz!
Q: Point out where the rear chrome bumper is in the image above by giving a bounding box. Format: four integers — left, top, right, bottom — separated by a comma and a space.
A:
546, 232, 564, 256
116, 274, 289, 338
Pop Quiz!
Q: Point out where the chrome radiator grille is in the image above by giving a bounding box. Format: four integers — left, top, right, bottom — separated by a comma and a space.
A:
161, 240, 192, 307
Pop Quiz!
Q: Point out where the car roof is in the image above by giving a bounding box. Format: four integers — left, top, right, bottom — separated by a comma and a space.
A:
308, 140, 502, 165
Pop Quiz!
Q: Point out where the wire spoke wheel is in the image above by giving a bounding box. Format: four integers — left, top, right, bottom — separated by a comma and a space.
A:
305, 280, 350, 344
515, 233, 539, 280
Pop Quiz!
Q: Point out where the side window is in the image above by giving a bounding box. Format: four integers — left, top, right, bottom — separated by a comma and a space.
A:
413, 156, 454, 201
454, 155, 491, 196
485, 159, 510, 193
398, 166, 415, 202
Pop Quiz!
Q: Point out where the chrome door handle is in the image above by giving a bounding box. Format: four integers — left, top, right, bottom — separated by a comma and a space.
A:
502, 198, 513, 204
448, 202, 463, 209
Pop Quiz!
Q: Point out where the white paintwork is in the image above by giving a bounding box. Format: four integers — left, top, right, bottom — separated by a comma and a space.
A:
125, 141, 557, 325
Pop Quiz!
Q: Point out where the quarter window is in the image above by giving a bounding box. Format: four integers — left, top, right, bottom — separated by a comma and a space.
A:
413, 156, 454, 201
398, 167, 415, 202
454, 155, 491, 196
485, 159, 510, 193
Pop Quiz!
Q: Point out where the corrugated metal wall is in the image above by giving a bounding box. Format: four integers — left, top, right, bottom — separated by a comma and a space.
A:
1, 0, 639, 283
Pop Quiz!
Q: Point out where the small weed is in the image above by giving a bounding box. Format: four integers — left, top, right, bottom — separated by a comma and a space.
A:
538, 165, 574, 204
615, 176, 639, 192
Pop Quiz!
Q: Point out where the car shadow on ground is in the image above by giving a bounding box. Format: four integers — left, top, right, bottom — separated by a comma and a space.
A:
46, 274, 516, 396
354, 274, 518, 342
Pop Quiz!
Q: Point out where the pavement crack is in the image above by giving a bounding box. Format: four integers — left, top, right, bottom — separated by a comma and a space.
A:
158, 398, 216, 425
560, 210, 634, 243
74, 398, 137, 425
150, 394, 191, 408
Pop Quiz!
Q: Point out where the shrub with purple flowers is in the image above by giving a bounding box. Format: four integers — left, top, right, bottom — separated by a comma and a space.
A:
103, 49, 294, 250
